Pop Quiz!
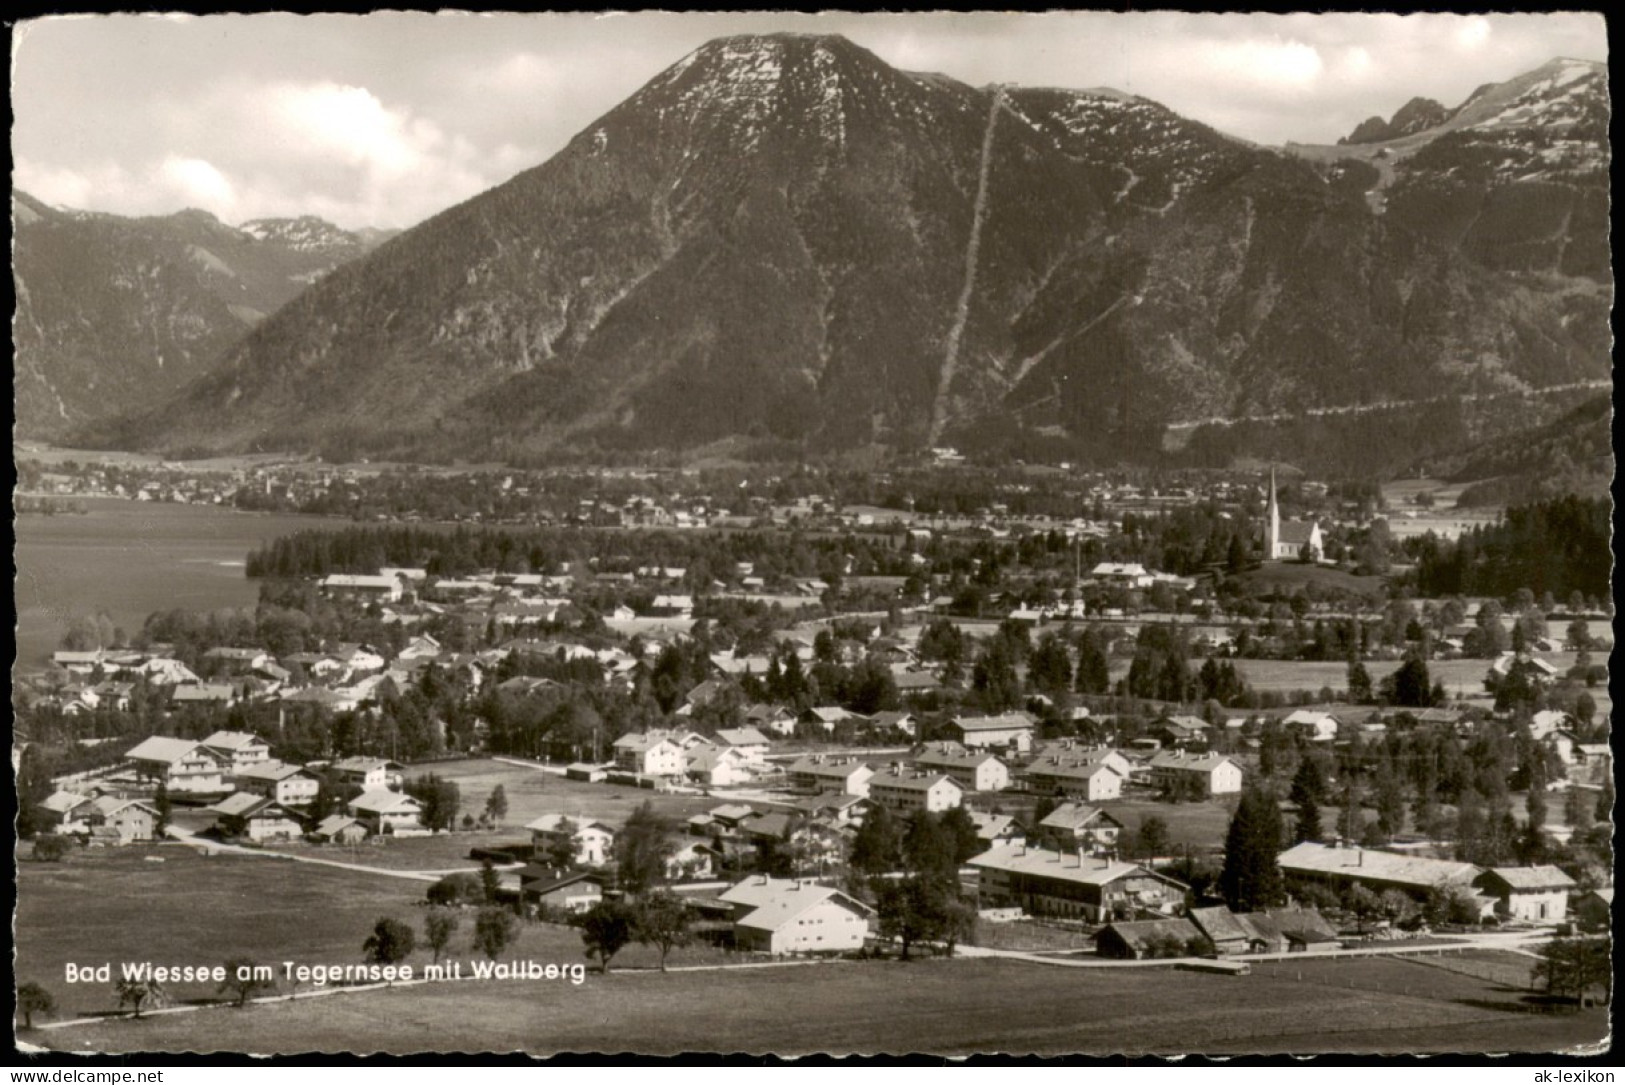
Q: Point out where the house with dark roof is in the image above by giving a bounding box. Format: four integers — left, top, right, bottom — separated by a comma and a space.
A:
1094, 918, 1206, 959
517, 867, 604, 914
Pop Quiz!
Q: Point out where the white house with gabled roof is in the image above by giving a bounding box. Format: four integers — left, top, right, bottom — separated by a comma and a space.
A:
126, 736, 230, 793
718, 876, 874, 955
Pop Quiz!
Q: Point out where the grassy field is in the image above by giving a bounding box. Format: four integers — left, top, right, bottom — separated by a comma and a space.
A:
29, 952, 1606, 1056
401, 759, 722, 832
13, 841, 736, 1026
1238, 564, 1389, 599
14, 845, 426, 1018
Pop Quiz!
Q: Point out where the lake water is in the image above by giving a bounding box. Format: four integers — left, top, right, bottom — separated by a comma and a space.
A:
13, 498, 341, 669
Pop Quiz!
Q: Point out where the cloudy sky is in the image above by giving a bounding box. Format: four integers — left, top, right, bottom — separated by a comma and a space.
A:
12, 11, 1607, 230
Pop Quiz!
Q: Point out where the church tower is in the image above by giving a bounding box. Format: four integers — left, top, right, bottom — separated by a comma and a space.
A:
1266, 467, 1281, 559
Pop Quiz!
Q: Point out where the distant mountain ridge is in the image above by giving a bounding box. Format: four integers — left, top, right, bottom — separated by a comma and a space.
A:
63, 40, 1611, 469
1340, 97, 1450, 144
12, 195, 396, 439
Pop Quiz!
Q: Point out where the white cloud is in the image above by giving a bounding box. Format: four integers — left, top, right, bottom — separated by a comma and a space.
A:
159, 156, 237, 214
1456, 17, 1493, 51
1203, 37, 1325, 89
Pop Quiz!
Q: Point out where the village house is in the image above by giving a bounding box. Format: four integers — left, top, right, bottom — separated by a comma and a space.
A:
1148, 751, 1244, 797
946, 713, 1035, 753
870, 709, 921, 736
612, 732, 686, 778
646, 594, 695, 618
349, 790, 426, 834
80, 795, 161, 844
1021, 753, 1126, 803
743, 704, 798, 738
1278, 841, 1493, 914
665, 840, 721, 881
966, 810, 1025, 848
788, 756, 874, 797
913, 748, 1010, 793
201, 730, 272, 772
1038, 803, 1126, 854
801, 706, 862, 734
717, 876, 875, 955
527, 814, 617, 866
787, 792, 867, 826
1281, 710, 1340, 744
1473, 866, 1577, 923
517, 868, 604, 915
329, 757, 404, 791
319, 573, 403, 603
1528, 709, 1572, 742
1150, 715, 1210, 750
38, 790, 96, 835
126, 736, 231, 793
685, 745, 756, 788
1573, 888, 1612, 932
169, 683, 242, 710
207, 792, 304, 843
233, 760, 321, 806
713, 727, 772, 761
1093, 917, 1206, 959
310, 815, 369, 845
866, 772, 964, 814
968, 843, 1189, 923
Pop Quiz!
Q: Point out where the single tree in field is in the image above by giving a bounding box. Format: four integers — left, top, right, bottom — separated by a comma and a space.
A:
1218, 786, 1286, 912
938, 893, 979, 958
632, 889, 693, 972
614, 801, 677, 894
218, 958, 276, 1008
546, 816, 582, 870
1346, 660, 1373, 705
483, 785, 509, 826
153, 780, 172, 838
472, 907, 520, 961
1135, 815, 1171, 860
362, 917, 417, 966
577, 898, 636, 974
849, 803, 902, 874
424, 907, 461, 964
115, 978, 167, 1020
17, 981, 55, 1029
480, 859, 502, 904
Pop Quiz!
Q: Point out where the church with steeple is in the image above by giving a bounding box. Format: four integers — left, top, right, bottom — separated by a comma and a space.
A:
1263, 467, 1323, 562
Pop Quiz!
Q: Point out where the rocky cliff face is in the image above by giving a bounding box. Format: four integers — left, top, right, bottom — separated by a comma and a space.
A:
79, 38, 1610, 469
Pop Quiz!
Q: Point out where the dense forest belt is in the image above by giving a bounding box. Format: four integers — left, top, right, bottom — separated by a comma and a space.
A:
1162, 385, 1604, 477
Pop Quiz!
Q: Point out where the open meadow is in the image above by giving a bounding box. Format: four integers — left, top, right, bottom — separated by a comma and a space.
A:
26, 950, 1606, 1056
13, 841, 737, 1026
400, 758, 723, 830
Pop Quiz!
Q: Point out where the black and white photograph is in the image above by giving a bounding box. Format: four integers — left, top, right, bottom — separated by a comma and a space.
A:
10, 11, 1613, 1061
